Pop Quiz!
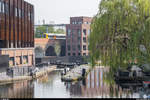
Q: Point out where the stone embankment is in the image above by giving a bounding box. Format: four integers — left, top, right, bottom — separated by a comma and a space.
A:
0, 65, 56, 85
61, 65, 92, 82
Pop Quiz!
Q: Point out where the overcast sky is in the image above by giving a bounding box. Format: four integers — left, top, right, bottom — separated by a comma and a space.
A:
25, 0, 101, 25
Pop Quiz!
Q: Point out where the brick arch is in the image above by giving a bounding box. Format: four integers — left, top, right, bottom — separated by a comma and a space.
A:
35, 46, 45, 58
35, 38, 66, 57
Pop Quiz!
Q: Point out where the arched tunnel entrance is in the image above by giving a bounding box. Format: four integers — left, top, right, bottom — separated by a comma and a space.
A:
35, 47, 44, 58
45, 45, 66, 57
45, 46, 57, 56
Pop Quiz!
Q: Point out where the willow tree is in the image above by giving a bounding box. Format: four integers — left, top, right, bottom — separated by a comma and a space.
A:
89, 0, 150, 71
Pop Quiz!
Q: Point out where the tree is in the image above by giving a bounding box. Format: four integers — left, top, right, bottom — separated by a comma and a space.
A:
89, 0, 150, 71
55, 29, 65, 34
35, 26, 55, 38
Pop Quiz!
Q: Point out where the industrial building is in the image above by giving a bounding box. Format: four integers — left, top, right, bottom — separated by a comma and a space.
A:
66, 17, 92, 57
0, 0, 34, 70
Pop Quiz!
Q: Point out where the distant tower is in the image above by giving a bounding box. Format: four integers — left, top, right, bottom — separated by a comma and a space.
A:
43, 19, 45, 25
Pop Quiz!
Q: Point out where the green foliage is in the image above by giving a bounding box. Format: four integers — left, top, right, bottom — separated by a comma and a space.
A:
35, 26, 55, 38
55, 42, 61, 56
55, 29, 65, 34
89, 0, 150, 70
35, 26, 65, 38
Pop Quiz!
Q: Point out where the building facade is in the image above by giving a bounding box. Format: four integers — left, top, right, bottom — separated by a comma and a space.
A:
66, 17, 92, 57
0, 0, 34, 67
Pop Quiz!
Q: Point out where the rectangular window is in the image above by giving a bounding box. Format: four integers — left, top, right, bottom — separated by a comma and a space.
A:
83, 45, 87, 50
15, 8, 18, 17
22, 10, 24, 18
67, 45, 71, 51
19, 9, 22, 18
2, 2, 4, 13
78, 45, 81, 51
78, 22, 82, 24
83, 37, 86, 43
9, 57, 15, 66
72, 45, 76, 51
23, 56, 28, 64
83, 29, 87, 36
78, 53, 81, 56
68, 53, 71, 56
73, 53, 76, 56
78, 37, 81, 44
5, 3, 9, 15
0, 1, 1, 13
88, 29, 91, 36
67, 29, 71, 37
83, 53, 86, 56
67, 39, 71, 44
77, 29, 81, 37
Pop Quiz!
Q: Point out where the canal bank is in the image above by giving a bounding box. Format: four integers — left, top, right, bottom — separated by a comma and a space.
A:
61, 65, 92, 82
0, 65, 57, 85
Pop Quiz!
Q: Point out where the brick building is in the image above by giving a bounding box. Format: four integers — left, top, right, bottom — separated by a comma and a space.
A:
0, 0, 34, 68
66, 17, 92, 57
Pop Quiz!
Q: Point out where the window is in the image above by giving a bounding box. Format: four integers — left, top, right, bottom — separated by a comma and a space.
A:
9, 57, 15, 66
77, 29, 81, 37
22, 10, 24, 18
0, 1, 1, 13
73, 53, 76, 56
83, 45, 86, 50
84, 22, 89, 24
78, 53, 81, 56
28, 12, 30, 19
67, 39, 71, 43
78, 22, 82, 24
23, 56, 28, 64
78, 37, 81, 44
72, 45, 76, 51
74, 21, 77, 24
2, 2, 4, 13
68, 53, 71, 56
88, 29, 91, 36
83, 29, 87, 36
5, 3, 9, 15
67, 45, 71, 51
19, 9, 22, 18
15, 7, 18, 17
83, 53, 86, 56
83, 37, 86, 43
67, 29, 71, 37
78, 45, 81, 51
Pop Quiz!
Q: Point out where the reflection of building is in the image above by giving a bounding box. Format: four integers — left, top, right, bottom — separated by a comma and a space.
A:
0, 0, 34, 68
65, 67, 138, 98
66, 17, 92, 57
0, 80, 34, 98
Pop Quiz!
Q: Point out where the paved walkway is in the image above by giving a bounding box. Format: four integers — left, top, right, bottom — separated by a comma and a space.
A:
0, 65, 57, 84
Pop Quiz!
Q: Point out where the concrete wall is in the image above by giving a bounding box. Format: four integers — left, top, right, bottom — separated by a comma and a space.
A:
0, 55, 9, 72
41, 56, 89, 63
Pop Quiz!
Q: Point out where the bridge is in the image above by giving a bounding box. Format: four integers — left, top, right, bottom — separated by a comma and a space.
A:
34, 38, 66, 60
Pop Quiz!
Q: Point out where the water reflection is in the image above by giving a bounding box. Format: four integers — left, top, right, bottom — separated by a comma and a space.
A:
64, 67, 147, 98
0, 80, 34, 98
0, 67, 149, 98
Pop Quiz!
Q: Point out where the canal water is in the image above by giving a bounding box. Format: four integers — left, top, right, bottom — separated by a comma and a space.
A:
0, 67, 149, 98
